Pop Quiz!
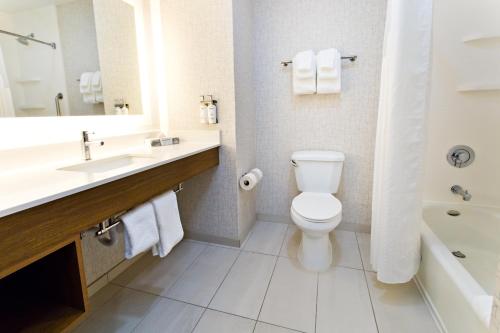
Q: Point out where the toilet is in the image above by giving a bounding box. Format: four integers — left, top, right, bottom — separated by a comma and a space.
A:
290, 150, 345, 272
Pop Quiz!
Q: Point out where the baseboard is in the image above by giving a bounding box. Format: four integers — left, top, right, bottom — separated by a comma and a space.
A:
414, 275, 448, 333
184, 230, 240, 248
337, 221, 371, 233
87, 252, 146, 297
256, 213, 292, 224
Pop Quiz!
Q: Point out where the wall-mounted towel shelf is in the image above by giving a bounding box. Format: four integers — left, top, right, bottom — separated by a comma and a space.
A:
281, 55, 357, 67
456, 83, 500, 92
95, 183, 184, 237
462, 34, 500, 43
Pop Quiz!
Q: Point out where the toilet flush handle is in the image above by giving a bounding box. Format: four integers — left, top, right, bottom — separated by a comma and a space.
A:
290, 160, 298, 167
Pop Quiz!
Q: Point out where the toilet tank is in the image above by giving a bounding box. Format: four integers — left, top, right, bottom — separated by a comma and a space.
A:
291, 150, 345, 193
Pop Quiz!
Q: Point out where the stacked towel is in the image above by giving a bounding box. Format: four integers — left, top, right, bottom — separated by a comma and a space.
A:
121, 202, 159, 259
80, 72, 95, 103
151, 190, 184, 258
293, 50, 316, 95
316, 48, 341, 94
92, 71, 103, 103
80, 71, 103, 104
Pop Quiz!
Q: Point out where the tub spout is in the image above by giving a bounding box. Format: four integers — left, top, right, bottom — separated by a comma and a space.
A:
451, 185, 472, 201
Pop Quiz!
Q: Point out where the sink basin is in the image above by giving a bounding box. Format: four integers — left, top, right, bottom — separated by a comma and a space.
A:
58, 154, 155, 174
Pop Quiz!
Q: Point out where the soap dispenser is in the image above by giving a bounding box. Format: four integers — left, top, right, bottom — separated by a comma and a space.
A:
207, 95, 217, 124
199, 95, 208, 124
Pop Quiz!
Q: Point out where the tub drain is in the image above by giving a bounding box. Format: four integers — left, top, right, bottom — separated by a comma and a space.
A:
452, 251, 466, 258
447, 210, 460, 217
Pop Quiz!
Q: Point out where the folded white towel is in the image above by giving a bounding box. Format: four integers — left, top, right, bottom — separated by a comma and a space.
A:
293, 50, 316, 95
317, 48, 340, 79
122, 202, 159, 259
91, 71, 102, 92
79, 72, 93, 94
151, 190, 184, 258
293, 50, 315, 79
317, 48, 341, 94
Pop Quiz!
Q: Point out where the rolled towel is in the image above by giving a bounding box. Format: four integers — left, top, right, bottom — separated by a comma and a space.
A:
122, 202, 159, 259
151, 190, 184, 258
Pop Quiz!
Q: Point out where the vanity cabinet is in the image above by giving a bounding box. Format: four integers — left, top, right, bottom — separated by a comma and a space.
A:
0, 147, 219, 332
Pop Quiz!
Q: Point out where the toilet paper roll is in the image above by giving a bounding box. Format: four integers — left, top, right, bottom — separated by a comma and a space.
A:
239, 168, 263, 191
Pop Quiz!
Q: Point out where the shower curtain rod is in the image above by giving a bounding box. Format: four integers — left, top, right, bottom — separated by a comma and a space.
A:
0, 29, 56, 49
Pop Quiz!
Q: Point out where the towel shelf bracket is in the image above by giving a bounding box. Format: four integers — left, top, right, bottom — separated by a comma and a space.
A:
94, 183, 184, 237
281, 55, 357, 67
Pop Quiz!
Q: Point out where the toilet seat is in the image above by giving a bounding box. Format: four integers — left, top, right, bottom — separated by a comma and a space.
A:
291, 192, 342, 223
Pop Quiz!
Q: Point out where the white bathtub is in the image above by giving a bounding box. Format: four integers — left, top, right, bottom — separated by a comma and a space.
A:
417, 202, 498, 333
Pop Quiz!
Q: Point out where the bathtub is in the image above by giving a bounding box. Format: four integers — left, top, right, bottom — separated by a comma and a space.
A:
417, 202, 498, 333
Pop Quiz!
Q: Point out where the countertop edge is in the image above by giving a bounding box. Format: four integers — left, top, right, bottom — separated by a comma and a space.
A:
0, 143, 220, 219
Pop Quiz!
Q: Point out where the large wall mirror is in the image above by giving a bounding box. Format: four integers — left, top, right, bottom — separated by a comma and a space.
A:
0, 0, 143, 117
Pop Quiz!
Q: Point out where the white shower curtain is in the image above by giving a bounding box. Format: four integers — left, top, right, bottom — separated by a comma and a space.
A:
370, 0, 433, 284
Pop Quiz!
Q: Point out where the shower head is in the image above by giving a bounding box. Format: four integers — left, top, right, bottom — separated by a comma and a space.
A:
16, 33, 34, 46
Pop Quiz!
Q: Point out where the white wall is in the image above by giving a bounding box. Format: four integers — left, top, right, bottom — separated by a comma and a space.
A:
253, 0, 387, 229
423, 0, 500, 207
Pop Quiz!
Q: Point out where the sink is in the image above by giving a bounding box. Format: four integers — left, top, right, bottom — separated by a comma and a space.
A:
58, 154, 155, 174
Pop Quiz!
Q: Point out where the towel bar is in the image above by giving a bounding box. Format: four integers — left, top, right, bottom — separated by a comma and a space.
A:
281, 55, 357, 67
94, 183, 184, 237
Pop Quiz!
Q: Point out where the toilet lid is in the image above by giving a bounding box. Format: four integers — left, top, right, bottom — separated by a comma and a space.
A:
292, 192, 341, 222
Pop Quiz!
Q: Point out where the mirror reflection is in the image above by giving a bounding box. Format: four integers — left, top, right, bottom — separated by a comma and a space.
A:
0, 0, 143, 117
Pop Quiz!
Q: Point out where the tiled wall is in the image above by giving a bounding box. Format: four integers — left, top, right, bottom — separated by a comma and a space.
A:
233, 0, 257, 241
161, 0, 257, 245
253, 0, 387, 227
162, 0, 240, 245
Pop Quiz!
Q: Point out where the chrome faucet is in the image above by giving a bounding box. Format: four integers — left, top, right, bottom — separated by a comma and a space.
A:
81, 131, 104, 160
451, 185, 472, 201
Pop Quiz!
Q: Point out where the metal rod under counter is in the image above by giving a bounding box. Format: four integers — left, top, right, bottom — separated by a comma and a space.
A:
95, 183, 184, 236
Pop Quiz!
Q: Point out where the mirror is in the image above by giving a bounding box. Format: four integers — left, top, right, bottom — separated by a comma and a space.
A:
0, 0, 143, 117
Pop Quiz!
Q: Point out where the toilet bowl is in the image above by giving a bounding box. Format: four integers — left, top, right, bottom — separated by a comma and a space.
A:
291, 192, 342, 271
290, 150, 345, 272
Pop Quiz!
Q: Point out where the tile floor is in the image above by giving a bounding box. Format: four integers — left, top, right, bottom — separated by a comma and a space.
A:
74, 222, 440, 333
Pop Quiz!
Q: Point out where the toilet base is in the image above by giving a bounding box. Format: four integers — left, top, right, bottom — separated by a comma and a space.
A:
297, 231, 333, 272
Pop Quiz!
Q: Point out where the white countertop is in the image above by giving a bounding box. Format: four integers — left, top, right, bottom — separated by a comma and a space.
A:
0, 141, 220, 218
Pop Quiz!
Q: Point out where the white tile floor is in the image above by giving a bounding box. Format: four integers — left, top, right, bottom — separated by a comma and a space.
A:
74, 222, 440, 333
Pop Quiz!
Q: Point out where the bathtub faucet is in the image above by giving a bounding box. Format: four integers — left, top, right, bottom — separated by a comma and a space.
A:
451, 185, 472, 201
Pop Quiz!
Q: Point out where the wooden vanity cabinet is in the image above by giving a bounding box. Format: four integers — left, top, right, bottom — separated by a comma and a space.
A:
0, 147, 219, 332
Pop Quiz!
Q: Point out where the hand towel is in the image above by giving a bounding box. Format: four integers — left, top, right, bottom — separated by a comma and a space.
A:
317, 48, 341, 94
293, 50, 316, 95
122, 202, 159, 259
151, 190, 184, 257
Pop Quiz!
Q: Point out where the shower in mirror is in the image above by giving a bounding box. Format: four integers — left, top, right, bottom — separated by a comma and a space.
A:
0, 0, 144, 117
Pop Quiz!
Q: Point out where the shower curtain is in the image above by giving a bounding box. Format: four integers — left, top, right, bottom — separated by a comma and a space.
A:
370, 0, 433, 284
